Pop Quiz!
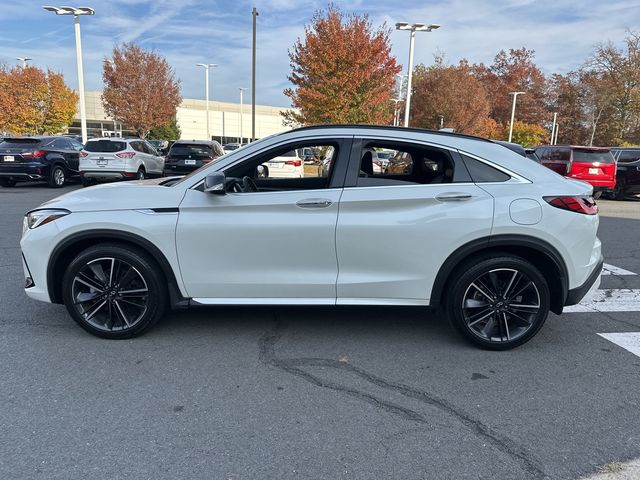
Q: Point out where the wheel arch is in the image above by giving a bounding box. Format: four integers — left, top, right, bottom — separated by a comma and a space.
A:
47, 229, 187, 308
430, 234, 569, 315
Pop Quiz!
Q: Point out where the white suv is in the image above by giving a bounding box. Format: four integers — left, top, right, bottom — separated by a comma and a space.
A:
80, 138, 164, 186
21, 125, 602, 349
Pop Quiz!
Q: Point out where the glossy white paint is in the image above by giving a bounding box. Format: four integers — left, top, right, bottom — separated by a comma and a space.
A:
335, 183, 493, 302
21, 126, 602, 309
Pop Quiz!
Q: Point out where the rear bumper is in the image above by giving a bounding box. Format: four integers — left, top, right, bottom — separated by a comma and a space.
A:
564, 256, 603, 306
164, 166, 197, 175
82, 170, 134, 180
0, 164, 47, 181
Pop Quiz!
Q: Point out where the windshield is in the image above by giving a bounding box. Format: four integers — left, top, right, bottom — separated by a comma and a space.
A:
573, 149, 614, 164
170, 144, 214, 157
85, 140, 126, 152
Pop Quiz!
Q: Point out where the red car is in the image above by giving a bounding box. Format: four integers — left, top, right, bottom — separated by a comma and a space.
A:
534, 145, 616, 198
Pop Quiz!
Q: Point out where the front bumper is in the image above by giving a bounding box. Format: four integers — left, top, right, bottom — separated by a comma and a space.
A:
565, 255, 603, 306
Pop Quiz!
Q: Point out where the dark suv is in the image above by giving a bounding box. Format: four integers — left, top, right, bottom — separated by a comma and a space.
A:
608, 148, 640, 200
0, 136, 83, 188
163, 140, 224, 176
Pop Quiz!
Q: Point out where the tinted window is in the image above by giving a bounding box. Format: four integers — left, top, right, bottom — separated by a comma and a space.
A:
356, 142, 461, 186
572, 149, 614, 164
461, 155, 511, 182
616, 150, 640, 163
84, 140, 127, 152
170, 144, 214, 157
548, 148, 571, 161
70, 140, 84, 151
52, 138, 71, 149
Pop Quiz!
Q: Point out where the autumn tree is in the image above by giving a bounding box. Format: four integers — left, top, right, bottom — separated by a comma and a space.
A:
102, 43, 182, 138
0, 66, 77, 135
283, 5, 401, 126
410, 60, 491, 135
474, 48, 549, 127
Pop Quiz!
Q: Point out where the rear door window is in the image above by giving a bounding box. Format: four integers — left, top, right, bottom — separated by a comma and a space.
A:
85, 140, 127, 153
460, 155, 511, 182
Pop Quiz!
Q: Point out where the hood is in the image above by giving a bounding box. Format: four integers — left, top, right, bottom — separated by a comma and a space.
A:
35, 181, 186, 213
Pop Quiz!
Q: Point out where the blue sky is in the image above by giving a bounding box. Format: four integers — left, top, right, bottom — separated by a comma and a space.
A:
0, 0, 637, 107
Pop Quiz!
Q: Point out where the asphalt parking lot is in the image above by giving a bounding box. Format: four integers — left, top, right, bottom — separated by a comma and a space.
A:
1, 183, 639, 480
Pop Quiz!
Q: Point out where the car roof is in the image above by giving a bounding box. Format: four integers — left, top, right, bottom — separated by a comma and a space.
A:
172, 140, 222, 145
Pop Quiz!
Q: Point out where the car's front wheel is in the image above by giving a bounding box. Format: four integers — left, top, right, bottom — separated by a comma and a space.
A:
62, 244, 167, 339
447, 256, 550, 350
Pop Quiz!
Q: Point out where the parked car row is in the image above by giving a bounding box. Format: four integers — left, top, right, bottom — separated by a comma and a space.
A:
0, 135, 228, 188
498, 141, 639, 201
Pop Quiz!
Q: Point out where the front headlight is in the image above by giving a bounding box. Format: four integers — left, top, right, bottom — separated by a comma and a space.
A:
23, 209, 70, 232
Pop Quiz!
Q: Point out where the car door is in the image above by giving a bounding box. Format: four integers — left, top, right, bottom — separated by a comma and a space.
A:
175, 137, 352, 302
53, 138, 79, 173
335, 138, 494, 305
142, 141, 163, 174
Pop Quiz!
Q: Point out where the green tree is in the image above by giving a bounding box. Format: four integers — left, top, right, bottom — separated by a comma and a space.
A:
148, 118, 181, 141
507, 121, 548, 147
283, 5, 401, 126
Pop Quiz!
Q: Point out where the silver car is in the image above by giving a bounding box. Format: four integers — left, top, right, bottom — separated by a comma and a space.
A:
80, 138, 164, 186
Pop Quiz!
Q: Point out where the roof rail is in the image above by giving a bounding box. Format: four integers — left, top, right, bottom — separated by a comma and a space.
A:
287, 124, 494, 143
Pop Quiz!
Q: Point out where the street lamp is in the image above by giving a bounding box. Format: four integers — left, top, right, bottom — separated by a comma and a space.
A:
196, 63, 218, 141
508, 91, 525, 142
238, 87, 247, 145
395, 22, 440, 127
43, 6, 95, 144
17, 57, 32, 68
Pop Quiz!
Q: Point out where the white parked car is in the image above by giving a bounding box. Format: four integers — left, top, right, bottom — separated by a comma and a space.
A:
80, 138, 164, 186
21, 125, 602, 349
372, 149, 394, 174
263, 150, 303, 178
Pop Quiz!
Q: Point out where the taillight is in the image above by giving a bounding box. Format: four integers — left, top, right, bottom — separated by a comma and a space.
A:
544, 196, 598, 215
202, 158, 214, 163
80, 151, 89, 157
116, 152, 136, 159
22, 150, 46, 158
285, 160, 302, 167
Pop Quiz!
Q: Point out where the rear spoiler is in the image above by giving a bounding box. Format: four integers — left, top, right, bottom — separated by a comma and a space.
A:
2, 137, 42, 143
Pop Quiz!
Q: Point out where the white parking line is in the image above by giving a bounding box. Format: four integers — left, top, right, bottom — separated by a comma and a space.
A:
598, 333, 640, 358
602, 263, 637, 276
564, 289, 640, 313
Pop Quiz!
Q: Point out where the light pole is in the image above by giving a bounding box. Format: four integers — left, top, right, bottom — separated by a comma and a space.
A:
550, 112, 557, 145
43, 6, 94, 144
239, 87, 247, 145
395, 22, 440, 127
196, 63, 218, 141
251, 7, 258, 142
508, 91, 525, 143
17, 57, 32, 68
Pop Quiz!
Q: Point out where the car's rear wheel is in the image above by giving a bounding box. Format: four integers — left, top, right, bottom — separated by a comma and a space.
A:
81, 176, 96, 187
62, 244, 167, 339
136, 168, 145, 180
0, 178, 16, 187
592, 191, 602, 200
612, 178, 626, 201
446, 256, 550, 350
48, 165, 66, 188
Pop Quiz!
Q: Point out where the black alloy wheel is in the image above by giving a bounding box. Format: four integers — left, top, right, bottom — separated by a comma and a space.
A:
447, 256, 550, 350
62, 244, 167, 338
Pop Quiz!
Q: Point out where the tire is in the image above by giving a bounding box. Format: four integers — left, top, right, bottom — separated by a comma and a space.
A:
592, 191, 602, 200
61, 243, 167, 339
0, 178, 16, 187
446, 255, 550, 350
136, 168, 145, 180
48, 165, 66, 188
612, 178, 626, 201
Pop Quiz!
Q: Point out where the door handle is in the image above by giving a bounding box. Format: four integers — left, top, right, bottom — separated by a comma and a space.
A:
296, 199, 333, 208
435, 192, 473, 202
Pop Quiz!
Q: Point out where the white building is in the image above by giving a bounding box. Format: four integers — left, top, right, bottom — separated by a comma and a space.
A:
70, 91, 295, 143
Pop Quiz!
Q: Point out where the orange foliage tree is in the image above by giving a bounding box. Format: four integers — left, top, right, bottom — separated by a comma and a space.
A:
103, 43, 182, 139
410, 60, 491, 136
283, 5, 401, 126
0, 66, 77, 135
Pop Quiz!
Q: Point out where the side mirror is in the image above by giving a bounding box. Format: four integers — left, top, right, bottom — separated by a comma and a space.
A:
204, 172, 226, 194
